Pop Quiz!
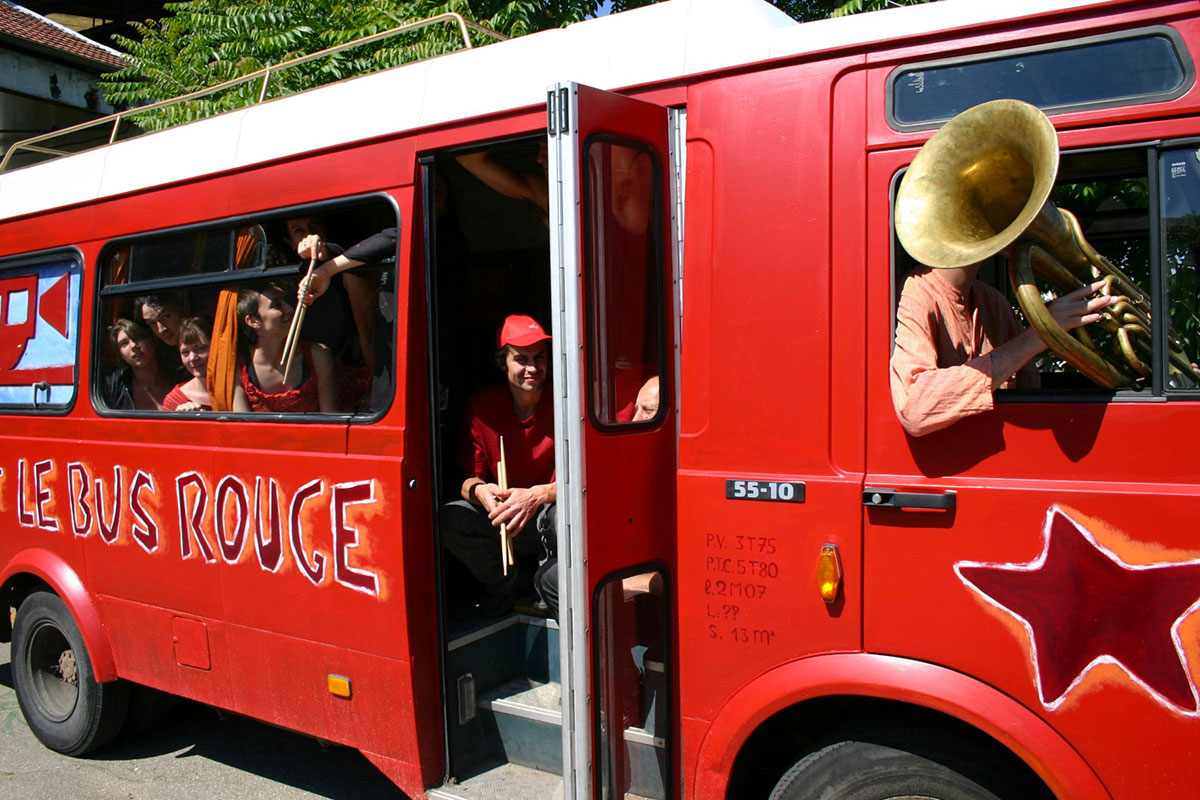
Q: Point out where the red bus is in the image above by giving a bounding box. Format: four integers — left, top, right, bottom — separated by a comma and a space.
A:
2, 0, 1199, 798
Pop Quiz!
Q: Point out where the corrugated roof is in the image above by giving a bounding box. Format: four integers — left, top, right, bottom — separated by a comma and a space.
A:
0, 1, 125, 70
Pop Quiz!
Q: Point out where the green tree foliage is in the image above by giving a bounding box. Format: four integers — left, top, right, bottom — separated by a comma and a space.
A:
826, 0, 931, 18
101, 0, 605, 129
99, 0, 937, 131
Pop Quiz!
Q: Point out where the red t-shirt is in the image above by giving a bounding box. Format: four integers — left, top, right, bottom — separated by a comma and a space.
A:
162, 383, 212, 411
459, 384, 554, 488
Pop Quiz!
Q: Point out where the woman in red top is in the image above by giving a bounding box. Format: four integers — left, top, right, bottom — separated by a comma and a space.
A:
162, 317, 214, 412
232, 282, 338, 413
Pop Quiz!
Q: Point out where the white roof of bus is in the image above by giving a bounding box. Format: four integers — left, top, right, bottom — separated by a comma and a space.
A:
0, 0, 1116, 221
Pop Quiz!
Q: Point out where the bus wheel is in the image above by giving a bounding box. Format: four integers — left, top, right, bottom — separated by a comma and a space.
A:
11, 591, 129, 755
769, 726, 1036, 800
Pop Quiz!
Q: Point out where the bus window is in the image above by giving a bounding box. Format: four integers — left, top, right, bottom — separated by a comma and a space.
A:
95, 195, 398, 417
888, 27, 1194, 129
890, 141, 1200, 402
583, 137, 665, 428
0, 251, 82, 411
594, 567, 671, 800
1160, 145, 1200, 391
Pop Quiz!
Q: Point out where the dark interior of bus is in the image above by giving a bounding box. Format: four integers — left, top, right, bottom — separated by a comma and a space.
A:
423, 136, 568, 794
424, 134, 673, 798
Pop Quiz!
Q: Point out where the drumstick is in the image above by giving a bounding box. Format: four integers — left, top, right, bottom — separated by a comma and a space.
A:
499, 436, 513, 573
281, 257, 317, 378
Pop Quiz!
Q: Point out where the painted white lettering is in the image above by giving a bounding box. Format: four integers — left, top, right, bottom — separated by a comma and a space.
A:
67, 462, 92, 538
130, 470, 158, 553
216, 475, 248, 564
33, 459, 59, 532
332, 480, 379, 596
253, 476, 284, 573
289, 479, 326, 585
175, 472, 215, 563
96, 465, 122, 543
16, 459, 34, 528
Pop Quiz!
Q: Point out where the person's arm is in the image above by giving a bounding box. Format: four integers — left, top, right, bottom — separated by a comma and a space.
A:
232, 382, 251, 413
462, 476, 504, 513
891, 278, 1117, 437
488, 481, 556, 535
310, 344, 340, 413
457, 152, 549, 216
890, 288, 998, 438
299, 229, 396, 306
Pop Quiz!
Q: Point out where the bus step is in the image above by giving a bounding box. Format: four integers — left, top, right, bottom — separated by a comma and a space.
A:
428, 759, 563, 800
621, 726, 668, 799
477, 677, 563, 774
446, 614, 559, 697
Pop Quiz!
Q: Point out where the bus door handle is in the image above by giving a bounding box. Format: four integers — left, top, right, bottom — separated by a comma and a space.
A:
863, 487, 956, 510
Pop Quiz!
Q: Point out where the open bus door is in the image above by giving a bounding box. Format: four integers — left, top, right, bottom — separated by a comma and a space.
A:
547, 82, 679, 800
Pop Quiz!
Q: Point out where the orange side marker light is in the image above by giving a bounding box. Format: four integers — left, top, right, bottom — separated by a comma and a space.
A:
327, 674, 352, 699
815, 543, 843, 604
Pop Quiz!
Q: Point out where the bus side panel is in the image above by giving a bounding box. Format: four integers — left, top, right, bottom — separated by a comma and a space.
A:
676, 57, 865, 735
0, 206, 97, 259
864, 62, 1200, 800
225, 625, 419, 759
98, 599, 234, 705
227, 139, 414, 218
76, 434, 221, 621
390, 183, 444, 787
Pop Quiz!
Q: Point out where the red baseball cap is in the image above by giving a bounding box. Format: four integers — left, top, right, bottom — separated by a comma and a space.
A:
497, 314, 550, 348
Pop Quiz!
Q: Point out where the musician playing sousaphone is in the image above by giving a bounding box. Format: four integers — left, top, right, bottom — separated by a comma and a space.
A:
891, 99, 1125, 438
890, 266, 1116, 437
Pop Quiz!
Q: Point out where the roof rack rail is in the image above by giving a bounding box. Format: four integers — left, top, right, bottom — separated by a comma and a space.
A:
0, 12, 506, 174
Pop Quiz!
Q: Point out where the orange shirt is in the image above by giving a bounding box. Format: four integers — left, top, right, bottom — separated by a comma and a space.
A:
890, 268, 1039, 437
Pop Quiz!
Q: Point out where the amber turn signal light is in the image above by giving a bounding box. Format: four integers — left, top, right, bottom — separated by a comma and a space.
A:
327, 674, 352, 698
815, 543, 843, 603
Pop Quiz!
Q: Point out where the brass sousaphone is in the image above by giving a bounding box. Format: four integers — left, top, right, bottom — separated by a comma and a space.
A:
894, 98, 1198, 389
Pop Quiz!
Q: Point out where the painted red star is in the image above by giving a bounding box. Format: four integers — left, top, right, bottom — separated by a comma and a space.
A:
955, 506, 1200, 714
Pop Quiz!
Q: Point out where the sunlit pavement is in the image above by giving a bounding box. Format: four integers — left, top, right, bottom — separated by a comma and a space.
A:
0, 640, 409, 800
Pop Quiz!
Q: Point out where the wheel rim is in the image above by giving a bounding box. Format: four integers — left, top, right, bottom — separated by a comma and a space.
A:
24, 618, 80, 722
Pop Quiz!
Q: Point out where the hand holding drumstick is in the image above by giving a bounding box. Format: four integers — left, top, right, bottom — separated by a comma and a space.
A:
497, 437, 514, 574
280, 257, 318, 377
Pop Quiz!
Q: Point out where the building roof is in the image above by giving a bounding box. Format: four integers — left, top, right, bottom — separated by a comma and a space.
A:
0, 1, 125, 70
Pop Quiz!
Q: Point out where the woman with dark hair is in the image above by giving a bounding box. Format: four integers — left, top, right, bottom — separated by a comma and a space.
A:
162, 317, 213, 411
232, 282, 338, 413
103, 318, 172, 410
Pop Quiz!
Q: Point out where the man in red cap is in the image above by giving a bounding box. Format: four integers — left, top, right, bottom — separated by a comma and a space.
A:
442, 314, 556, 616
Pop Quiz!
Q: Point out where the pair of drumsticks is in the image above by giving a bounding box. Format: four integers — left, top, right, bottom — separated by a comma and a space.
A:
280, 257, 319, 379
497, 436, 515, 576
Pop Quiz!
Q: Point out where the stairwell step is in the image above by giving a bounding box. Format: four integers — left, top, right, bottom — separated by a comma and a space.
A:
477, 677, 563, 774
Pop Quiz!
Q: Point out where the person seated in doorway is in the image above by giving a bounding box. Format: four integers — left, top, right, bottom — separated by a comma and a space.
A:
890, 262, 1117, 437
162, 317, 213, 412
232, 282, 339, 413
103, 318, 173, 411
443, 315, 557, 617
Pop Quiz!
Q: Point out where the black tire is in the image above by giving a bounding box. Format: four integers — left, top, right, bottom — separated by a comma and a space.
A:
11, 591, 129, 755
769, 725, 1049, 800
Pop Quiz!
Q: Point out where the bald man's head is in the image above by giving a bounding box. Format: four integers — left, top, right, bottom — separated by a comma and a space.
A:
632, 376, 660, 422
